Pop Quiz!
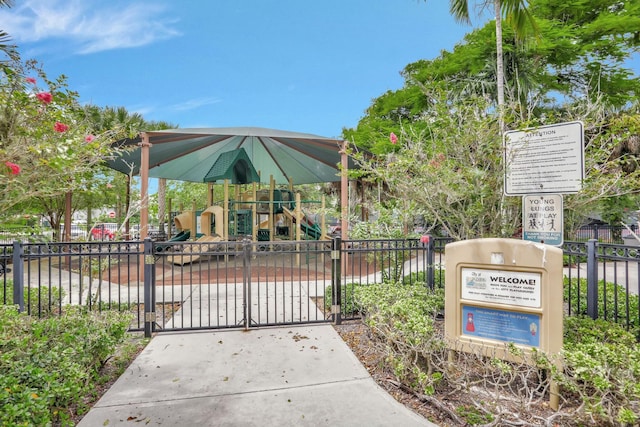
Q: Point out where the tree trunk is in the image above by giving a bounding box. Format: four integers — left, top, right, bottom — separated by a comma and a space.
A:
494, 0, 506, 133
158, 178, 166, 233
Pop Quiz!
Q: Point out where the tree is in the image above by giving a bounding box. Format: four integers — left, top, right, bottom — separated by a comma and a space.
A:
0, 59, 125, 217
81, 105, 175, 236
0, 0, 18, 63
444, 0, 536, 131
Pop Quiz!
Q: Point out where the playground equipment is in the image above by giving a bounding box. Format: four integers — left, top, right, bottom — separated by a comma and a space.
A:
158, 150, 331, 264
167, 206, 224, 265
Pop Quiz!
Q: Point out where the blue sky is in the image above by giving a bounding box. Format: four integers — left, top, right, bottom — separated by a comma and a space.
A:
1, 0, 481, 138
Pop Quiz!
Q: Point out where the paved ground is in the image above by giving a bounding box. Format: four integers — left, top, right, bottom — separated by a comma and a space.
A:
77, 325, 437, 427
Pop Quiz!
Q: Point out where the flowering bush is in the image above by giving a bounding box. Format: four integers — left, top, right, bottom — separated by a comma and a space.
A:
4, 161, 20, 175
0, 59, 122, 213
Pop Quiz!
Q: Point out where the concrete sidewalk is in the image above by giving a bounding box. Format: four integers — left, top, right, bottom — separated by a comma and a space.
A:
78, 325, 437, 427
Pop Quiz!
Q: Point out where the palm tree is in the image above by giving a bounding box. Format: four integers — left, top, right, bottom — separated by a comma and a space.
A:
0, 0, 19, 63
447, 0, 535, 131
82, 105, 175, 237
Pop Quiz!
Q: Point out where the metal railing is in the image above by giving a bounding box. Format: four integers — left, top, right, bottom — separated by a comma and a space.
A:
572, 224, 639, 244
563, 240, 640, 333
2, 236, 638, 337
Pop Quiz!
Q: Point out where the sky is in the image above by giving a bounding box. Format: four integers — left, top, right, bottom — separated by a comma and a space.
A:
0, 0, 481, 139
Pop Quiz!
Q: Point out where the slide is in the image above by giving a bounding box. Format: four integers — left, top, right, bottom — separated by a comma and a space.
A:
167, 235, 223, 265
155, 230, 191, 253
282, 208, 323, 240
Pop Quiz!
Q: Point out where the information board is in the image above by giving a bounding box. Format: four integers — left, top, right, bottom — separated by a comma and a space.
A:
461, 306, 541, 347
461, 268, 542, 308
504, 121, 584, 195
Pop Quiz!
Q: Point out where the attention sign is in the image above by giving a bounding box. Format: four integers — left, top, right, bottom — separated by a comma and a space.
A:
504, 121, 584, 195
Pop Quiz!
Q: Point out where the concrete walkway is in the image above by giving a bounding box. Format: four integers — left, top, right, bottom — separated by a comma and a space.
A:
78, 326, 437, 427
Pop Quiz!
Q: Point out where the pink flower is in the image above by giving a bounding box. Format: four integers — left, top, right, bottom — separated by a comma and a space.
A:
5, 161, 21, 175
85, 134, 96, 142
106, 183, 113, 189
36, 92, 53, 104
54, 122, 69, 133
389, 132, 398, 144
420, 235, 430, 244
25, 77, 37, 84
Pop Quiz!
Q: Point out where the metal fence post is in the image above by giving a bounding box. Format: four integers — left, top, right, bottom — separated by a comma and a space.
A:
331, 237, 342, 325
12, 241, 24, 312
586, 239, 598, 320
242, 238, 252, 330
423, 235, 435, 290
143, 238, 156, 338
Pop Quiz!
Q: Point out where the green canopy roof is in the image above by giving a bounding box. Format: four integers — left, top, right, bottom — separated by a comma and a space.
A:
107, 127, 355, 185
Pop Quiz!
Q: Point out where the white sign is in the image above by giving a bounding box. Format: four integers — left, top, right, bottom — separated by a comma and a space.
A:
461, 268, 542, 308
522, 194, 563, 246
504, 121, 584, 195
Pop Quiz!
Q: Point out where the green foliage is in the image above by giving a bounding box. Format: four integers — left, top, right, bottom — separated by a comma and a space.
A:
560, 316, 640, 425
324, 283, 359, 317
456, 404, 494, 425
564, 276, 640, 335
0, 58, 127, 216
356, 279, 640, 424
402, 268, 445, 289
0, 306, 132, 426
0, 280, 64, 317
353, 282, 446, 397
345, 0, 640, 240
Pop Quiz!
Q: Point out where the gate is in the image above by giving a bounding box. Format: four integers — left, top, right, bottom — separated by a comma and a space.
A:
149, 238, 336, 334
2, 236, 438, 337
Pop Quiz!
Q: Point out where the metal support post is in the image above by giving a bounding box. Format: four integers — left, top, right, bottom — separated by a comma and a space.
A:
12, 241, 24, 312
424, 235, 435, 290
242, 238, 252, 330
586, 239, 598, 320
331, 237, 342, 325
143, 238, 156, 338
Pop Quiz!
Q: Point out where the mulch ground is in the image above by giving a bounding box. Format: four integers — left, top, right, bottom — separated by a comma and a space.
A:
78, 251, 387, 285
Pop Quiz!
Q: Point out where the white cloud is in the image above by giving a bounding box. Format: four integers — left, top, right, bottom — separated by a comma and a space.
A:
0, 0, 181, 54
170, 97, 222, 112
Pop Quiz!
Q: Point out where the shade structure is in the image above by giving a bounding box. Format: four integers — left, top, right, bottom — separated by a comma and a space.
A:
107, 127, 353, 184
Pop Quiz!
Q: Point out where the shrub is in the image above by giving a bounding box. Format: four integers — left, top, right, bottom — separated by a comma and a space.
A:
402, 267, 444, 289
0, 280, 64, 317
564, 277, 640, 335
560, 316, 640, 425
354, 282, 446, 394
0, 305, 132, 425
324, 283, 360, 316
356, 280, 640, 425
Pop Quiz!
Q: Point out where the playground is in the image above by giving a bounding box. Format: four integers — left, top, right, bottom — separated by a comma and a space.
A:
127, 143, 337, 266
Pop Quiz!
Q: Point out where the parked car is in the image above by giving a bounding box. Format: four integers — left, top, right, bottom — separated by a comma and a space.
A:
89, 223, 116, 241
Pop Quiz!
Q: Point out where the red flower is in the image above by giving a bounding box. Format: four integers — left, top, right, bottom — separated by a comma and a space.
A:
25, 77, 37, 84
389, 132, 398, 144
54, 122, 69, 133
420, 235, 430, 244
85, 134, 96, 142
5, 161, 21, 175
36, 92, 53, 104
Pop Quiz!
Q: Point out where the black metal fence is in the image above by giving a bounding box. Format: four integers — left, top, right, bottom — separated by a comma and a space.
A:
563, 240, 640, 333
572, 223, 639, 244
1, 236, 638, 337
